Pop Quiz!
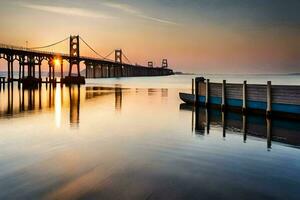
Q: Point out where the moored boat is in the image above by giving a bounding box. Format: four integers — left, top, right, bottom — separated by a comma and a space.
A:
179, 92, 195, 104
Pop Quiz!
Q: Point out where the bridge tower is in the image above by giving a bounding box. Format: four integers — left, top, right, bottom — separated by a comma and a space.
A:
115, 49, 122, 63
64, 35, 85, 84
114, 49, 123, 77
148, 61, 154, 68
162, 59, 168, 68
69, 35, 80, 76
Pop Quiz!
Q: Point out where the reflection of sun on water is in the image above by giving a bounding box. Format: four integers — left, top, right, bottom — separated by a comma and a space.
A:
55, 86, 62, 128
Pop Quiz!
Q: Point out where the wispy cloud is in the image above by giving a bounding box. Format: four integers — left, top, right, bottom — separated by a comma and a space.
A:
103, 2, 139, 14
138, 15, 178, 25
19, 3, 113, 19
103, 2, 178, 25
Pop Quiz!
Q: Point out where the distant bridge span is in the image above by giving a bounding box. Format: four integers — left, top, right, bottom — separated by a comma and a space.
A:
0, 35, 173, 86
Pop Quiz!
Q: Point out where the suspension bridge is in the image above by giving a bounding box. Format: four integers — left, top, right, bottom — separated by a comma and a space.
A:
0, 35, 173, 87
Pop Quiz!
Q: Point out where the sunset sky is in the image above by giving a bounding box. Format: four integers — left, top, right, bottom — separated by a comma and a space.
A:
0, 0, 300, 73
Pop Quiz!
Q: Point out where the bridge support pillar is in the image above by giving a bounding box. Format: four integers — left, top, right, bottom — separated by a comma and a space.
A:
7, 55, 11, 82
10, 59, 14, 81
52, 61, 55, 81
48, 60, 52, 82
18, 61, 21, 82
85, 65, 88, 78
38, 61, 42, 81
63, 35, 85, 85
60, 60, 63, 81
100, 65, 103, 78
91, 65, 96, 78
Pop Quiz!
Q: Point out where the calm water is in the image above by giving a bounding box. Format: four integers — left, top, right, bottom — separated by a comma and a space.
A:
0, 75, 300, 200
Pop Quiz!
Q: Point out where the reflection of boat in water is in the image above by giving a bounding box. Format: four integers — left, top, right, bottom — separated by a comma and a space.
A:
180, 103, 300, 149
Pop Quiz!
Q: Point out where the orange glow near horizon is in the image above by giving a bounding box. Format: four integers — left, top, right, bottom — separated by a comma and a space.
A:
0, 1, 299, 73
54, 59, 61, 66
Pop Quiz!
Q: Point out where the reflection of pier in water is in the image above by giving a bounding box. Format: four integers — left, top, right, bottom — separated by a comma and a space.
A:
180, 104, 300, 149
85, 86, 124, 112
147, 88, 168, 97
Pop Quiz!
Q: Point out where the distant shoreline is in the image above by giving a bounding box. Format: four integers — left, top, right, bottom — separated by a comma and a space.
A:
0, 71, 299, 76
173, 72, 300, 76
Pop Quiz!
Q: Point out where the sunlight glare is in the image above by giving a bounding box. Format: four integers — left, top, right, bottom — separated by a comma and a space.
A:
55, 86, 62, 128
54, 59, 60, 66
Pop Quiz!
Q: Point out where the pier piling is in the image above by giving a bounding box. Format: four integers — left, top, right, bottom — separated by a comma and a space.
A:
205, 79, 210, 107
267, 81, 272, 117
221, 80, 226, 111
195, 78, 199, 105
242, 80, 247, 114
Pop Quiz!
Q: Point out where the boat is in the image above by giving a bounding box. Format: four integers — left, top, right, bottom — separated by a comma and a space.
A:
179, 92, 195, 104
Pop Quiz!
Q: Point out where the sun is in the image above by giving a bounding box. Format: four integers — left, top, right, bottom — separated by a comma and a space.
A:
54, 59, 60, 66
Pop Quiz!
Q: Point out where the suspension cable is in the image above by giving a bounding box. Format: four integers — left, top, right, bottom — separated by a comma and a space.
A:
122, 52, 133, 65
29, 37, 69, 50
103, 50, 115, 59
79, 36, 107, 59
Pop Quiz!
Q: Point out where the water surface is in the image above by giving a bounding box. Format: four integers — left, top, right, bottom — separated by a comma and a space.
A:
0, 75, 299, 199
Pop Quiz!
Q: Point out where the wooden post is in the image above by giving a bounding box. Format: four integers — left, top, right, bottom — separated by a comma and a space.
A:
195, 78, 199, 105
206, 79, 209, 106
242, 80, 247, 114
267, 81, 272, 117
192, 79, 194, 95
221, 80, 226, 111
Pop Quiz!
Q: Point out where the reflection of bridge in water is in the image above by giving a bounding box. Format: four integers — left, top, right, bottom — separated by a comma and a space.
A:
0, 83, 124, 126
180, 104, 300, 149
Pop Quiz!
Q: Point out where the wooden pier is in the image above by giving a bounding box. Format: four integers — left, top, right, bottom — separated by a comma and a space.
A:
180, 77, 300, 118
